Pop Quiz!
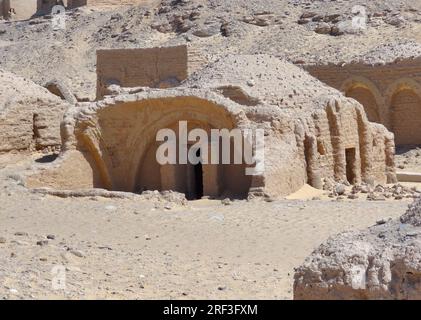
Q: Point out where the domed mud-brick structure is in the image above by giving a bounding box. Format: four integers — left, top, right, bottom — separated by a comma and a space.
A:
28, 55, 396, 199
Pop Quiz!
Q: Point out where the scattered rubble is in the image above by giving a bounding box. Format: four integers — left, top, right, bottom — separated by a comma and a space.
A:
325, 179, 420, 201
140, 190, 188, 207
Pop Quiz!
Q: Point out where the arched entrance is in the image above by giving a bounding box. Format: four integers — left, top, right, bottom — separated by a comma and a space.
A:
391, 88, 421, 145
346, 86, 380, 123
73, 95, 254, 198
135, 119, 252, 199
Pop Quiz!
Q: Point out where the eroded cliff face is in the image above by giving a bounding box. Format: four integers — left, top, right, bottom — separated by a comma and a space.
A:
294, 198, 421, 300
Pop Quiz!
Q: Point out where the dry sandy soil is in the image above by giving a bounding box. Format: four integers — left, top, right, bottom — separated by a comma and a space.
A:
0, 153, 413, 300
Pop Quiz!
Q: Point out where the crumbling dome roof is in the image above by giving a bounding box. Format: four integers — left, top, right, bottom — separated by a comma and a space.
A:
184, 54, 343, 111
0, 69, 62, 110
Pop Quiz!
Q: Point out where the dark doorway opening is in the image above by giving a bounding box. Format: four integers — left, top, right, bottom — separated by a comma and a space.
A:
193, 148, 203, 199
35, 153, 59, 163
345, 148, 357, 184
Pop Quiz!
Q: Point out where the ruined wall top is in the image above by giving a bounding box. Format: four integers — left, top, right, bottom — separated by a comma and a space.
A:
96, 45, 189, 99
306, 40, 421, 67
0, 69, 63, 110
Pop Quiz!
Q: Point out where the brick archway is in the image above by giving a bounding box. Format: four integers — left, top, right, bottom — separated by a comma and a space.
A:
346, 86, 380, 123
341, 77, 386, 126
386, 79, 421, 145
391, 88, 421, 145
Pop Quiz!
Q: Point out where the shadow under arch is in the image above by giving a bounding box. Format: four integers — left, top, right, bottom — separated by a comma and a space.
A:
341, 76, 387, 126
386, 78, 421, 145
135, 118, 253, 199
385, 78, 421, 108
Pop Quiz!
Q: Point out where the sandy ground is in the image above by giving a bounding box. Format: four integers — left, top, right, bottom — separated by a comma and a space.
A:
0, 153, 413, 300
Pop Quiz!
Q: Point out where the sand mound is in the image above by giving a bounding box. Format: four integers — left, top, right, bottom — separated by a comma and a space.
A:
286, 184, 325, 200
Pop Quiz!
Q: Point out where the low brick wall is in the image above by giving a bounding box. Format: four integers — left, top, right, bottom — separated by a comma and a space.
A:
96, 45, 189, 99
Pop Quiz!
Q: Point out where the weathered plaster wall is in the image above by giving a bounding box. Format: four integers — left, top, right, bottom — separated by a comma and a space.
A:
12, 0, 37, 19
289, 97, 396, 191
0, 99, 69, 153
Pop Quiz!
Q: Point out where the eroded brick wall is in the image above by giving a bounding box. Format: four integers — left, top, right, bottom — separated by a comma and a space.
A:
306, 58, 421, 145
96, 46, 189, 99
346, 86, 380, 123
392, 89, 421, 145
0, 0, 9, 19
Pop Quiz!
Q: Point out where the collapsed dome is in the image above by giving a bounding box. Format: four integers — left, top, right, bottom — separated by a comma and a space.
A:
184, 54, 344, 111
